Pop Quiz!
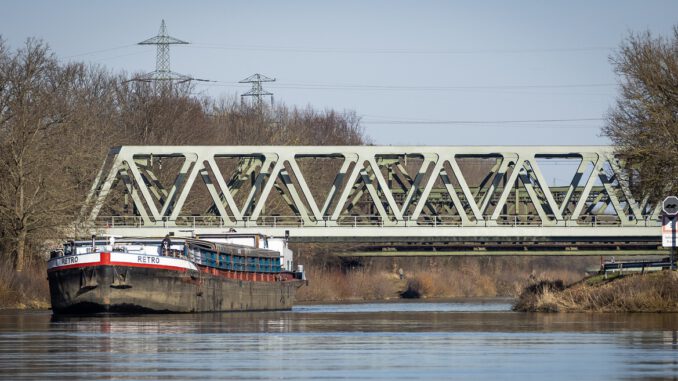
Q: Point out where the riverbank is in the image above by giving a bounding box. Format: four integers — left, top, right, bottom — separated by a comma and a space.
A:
513, 270, 678, 312
6, 265, 677, 312
296, 260, 586, 302
0, 263, 50, 310
1, 255, 592, 309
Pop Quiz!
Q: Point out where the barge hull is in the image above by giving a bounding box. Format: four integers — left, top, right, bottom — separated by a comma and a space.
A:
48, 265, 301, 314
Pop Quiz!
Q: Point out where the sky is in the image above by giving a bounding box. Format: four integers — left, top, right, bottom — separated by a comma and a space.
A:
1, 0, 676, 146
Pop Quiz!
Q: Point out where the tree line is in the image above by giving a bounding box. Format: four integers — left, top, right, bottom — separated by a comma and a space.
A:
1, 25, 676, 272
603, 27, 678, 201
0, 38, 368, 271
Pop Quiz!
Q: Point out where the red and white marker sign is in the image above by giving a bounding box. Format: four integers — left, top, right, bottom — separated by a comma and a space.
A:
662, 216, 677, 247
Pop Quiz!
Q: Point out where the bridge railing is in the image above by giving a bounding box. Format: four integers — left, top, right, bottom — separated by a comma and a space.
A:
93, 214, 663, 229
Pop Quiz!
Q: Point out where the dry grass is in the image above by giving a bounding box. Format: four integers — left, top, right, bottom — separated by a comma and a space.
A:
0, 262, 50, 309
401, 269, 497, 298
512, 279, 565, 312
513, 270, 678, 312
296, 267, 403, 301
297, 256, 588, 302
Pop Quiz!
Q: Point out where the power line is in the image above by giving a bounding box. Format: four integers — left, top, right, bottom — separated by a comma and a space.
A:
361, 118, 605, 128
365, 125, 602, 129
89, 51, 148, 63
197, 80, 616, 91
63, 42, 613, 59
63, 44, 138, 58
363, 118, 603, 124
269, 83, 615, 90
189, 43, 613, 55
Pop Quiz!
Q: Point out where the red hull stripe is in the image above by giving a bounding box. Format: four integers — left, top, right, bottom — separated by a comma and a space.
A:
47, 253, 197, 271
47, 261, 189, 273
110, 262, 189, 272
48, 252, 297, 283
48, 263, 100, 272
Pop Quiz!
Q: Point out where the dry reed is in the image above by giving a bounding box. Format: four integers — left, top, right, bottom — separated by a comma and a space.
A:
297, 256, 588, 302
513, 271, 678, 312
0, 262, 50, 309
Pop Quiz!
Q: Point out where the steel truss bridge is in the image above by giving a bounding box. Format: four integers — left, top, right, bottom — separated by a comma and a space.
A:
82, 146, 665, 256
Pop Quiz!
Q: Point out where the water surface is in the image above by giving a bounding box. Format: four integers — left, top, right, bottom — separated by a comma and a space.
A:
1, 300, 677, 380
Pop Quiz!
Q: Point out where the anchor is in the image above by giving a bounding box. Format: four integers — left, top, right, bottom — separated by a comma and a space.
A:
78, 268, 98, 292
111, 267, 132, 289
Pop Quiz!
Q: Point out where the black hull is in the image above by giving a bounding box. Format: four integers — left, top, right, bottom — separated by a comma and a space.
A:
48, 266, 303, 315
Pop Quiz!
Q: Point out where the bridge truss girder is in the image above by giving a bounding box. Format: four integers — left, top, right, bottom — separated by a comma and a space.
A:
82, 146, 663, 239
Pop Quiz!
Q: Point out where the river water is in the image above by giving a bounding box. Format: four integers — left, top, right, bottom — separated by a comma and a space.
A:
1, 300, 677, 380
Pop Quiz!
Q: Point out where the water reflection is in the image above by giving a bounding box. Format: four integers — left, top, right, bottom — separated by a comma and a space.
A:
1, 302, 677, 380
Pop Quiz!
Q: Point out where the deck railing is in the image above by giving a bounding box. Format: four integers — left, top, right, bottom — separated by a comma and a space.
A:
93, 214, 663, 228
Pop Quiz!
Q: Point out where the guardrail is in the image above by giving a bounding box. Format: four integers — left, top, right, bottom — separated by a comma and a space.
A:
93, 214, 663, 228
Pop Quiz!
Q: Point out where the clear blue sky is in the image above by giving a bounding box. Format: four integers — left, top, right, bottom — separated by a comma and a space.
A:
1, 0, 676, 146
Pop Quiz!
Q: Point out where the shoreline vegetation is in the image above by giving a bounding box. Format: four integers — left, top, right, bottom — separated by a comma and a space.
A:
295, 256, 590, 303
0, 263, 50, 310
1, 256, 590, 310
4, 258, 677, 313
513, 270, 678, 312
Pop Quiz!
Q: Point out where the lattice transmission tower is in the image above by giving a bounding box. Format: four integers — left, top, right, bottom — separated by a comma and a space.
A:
135, 20, 196, 83
239, 73, 276, 108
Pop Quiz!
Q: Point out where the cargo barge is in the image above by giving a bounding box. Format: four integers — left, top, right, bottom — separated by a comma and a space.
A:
47, 234, 305, 314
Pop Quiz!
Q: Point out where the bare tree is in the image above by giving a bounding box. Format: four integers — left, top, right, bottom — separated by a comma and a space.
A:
603, 27, 678, 201
0, 40, 107, 270
0, 37, 370, 272
115, 80, 209, 145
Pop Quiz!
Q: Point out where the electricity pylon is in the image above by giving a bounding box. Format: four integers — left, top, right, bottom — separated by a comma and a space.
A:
239, 73, 275, 108
134, 20, 194, 84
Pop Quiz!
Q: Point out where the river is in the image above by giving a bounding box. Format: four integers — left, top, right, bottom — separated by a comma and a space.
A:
1, 300, 677, 380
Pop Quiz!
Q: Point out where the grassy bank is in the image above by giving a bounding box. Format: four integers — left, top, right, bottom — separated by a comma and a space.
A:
513, 270, 678, 312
